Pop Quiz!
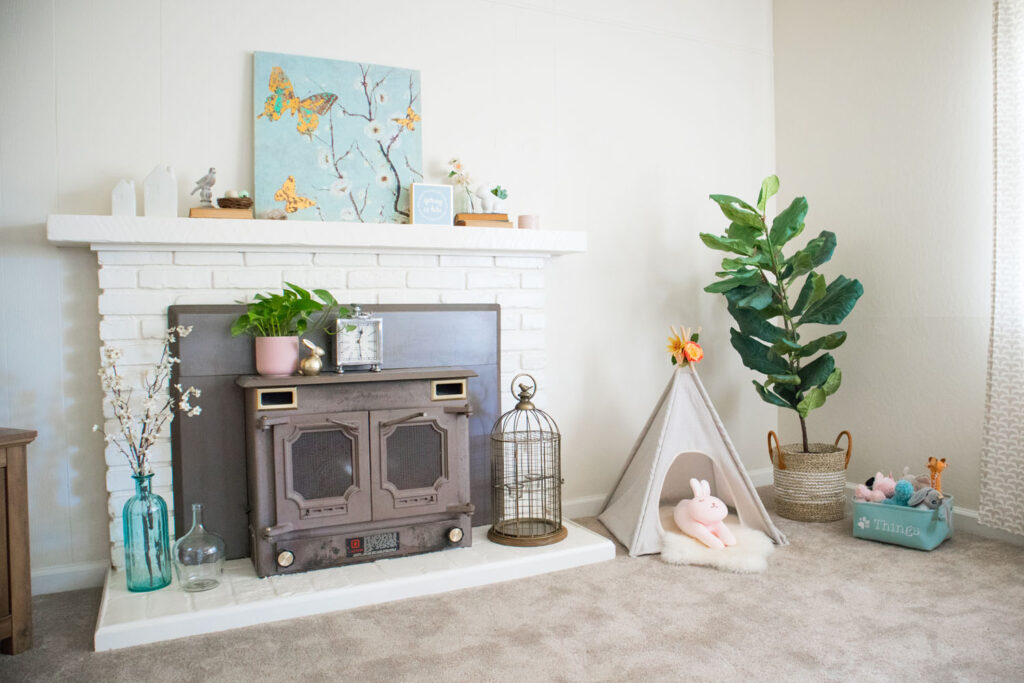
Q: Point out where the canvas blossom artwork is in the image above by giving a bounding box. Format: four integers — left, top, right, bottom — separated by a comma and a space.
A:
253, 51, 423, 223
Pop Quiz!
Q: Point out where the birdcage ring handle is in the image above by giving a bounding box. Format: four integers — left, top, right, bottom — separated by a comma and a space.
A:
510, 373, 537, 401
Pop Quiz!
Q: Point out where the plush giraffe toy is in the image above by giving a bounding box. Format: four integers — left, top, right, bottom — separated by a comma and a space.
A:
928, 457, 948, 493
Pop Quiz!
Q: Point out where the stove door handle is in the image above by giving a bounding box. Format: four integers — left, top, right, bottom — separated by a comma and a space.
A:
381, 411, 425, 428
326, 418, 359, 430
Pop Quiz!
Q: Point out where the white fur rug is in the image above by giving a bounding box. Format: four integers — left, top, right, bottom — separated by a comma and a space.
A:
658, 506, 774, 573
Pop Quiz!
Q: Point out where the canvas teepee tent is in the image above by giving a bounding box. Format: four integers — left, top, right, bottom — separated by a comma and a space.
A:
599, 365, 787, 555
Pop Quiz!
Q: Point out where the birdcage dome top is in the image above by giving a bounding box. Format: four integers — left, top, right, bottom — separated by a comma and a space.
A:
490, 373, 560, 439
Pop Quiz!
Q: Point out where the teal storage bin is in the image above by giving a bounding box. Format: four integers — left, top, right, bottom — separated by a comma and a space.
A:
852, 495, 954, 550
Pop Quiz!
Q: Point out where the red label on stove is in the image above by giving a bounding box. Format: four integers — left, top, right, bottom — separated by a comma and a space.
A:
346, 531, 399, 557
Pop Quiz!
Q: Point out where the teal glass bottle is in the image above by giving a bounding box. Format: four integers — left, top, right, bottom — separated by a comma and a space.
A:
122, 473, 172, 592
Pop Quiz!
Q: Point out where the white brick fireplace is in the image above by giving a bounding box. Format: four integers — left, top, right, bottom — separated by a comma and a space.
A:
47, 215, 587, 568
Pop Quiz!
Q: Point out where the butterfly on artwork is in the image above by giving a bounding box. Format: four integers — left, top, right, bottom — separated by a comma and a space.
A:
258, 66, 338, 138
391, 106, 421, 131
274, 176, 316, 213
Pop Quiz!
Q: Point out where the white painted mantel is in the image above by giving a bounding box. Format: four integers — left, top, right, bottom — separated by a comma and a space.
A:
46, 213, 587, 569
47, 215, 587, 256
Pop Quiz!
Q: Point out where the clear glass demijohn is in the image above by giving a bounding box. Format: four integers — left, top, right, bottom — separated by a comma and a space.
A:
173, 503, 226, 592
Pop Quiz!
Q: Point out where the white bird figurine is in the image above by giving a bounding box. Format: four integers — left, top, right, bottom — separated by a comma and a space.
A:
190, 167, 217, 206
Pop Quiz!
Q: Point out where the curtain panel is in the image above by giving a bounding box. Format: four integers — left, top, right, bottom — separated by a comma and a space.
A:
982, 0, 1024, 535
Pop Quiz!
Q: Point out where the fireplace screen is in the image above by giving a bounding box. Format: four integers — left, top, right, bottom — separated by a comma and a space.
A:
385, 424, 443, 490
291, 430, 354, 500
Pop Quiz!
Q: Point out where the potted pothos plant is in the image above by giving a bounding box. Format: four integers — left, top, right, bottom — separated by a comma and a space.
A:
231, 283, 347, 377
700, 175, 863, 522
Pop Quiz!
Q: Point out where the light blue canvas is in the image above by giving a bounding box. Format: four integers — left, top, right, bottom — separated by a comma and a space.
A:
253, 51, 423, 223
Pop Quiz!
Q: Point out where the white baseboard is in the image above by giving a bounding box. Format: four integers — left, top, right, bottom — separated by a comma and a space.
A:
32, 561, 110, 595
563, 494, 607, 519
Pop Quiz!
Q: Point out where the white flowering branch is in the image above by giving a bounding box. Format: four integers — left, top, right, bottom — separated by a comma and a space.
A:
93, 326, 202, 476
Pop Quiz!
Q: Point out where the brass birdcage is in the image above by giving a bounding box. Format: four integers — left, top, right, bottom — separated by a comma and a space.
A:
488, 374, 566, 546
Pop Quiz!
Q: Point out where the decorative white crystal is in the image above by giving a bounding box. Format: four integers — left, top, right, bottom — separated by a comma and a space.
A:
144, 165, 178, 217
111, 179, 136, 216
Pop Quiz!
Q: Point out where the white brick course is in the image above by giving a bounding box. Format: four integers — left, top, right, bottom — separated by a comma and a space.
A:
314, 253, 377, 266
501, 330, 545, 351
245, 252, 314, 266
407, 270, 464, 289
138, 268, 212, 289
174, 251, 244, 266
521, 271, 544, 289
440, 291, 496, 304
467, 271, 518, 289
378, 290, 442, 304
378, 254, 438, 267
521, 312, 546, 330
98, 251, 173, 265
497, 290, 544, 309
140, 316, 172, 339
440, 255, 494, 268
281, 269, 348, 289
99, 316, 140, 340
212, 269, 284, 289
348, 270, 404, 288
98, 267, 138, 289
495, 256, 544, 269
99, 291, 176, 315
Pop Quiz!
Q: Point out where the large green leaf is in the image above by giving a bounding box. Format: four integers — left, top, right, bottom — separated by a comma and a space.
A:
784, 231, 837, 281
722, 252, 771, 270
822, 368, 842, 396
794, 331, 847, 358
798, 353, 835, 392
796, 387, 826, 418
730, 328, 789, 375
710, 195, 763, 229
726, 301, 787, 343
791, 273, 827, 316
754, 380, 796, 408
770, 337, 802, 356
726, 221, 763, 246
704, 270, 762, 293
757, 175, 780, 213
769, 196, 808, 247
767, 373, 801, 385
699, 232, 755, 256
724, 284, 775, 310
800, 275, 864, 326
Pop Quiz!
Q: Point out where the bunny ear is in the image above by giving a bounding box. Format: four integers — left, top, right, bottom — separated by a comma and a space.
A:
702, 480, 711, 496
689, 478, 703, 497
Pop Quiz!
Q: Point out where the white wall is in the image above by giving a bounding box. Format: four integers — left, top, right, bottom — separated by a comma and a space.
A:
0, 0, 777, 590
773, 0, 993, 510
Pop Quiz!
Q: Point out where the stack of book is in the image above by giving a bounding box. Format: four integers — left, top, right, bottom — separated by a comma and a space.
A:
454, 213, 514, 228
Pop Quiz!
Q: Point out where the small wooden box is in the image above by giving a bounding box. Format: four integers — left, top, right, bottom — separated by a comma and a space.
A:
188, 207, 253, 219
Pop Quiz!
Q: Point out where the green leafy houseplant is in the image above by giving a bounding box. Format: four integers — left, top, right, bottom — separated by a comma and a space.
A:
699, 175, 863, 452
230, 283, 346, 338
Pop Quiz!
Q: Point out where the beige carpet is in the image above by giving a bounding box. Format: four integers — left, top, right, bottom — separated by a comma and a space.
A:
3, 488, 1023, 682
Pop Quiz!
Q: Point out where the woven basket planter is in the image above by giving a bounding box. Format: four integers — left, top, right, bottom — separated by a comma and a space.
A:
768, 430, 852, 522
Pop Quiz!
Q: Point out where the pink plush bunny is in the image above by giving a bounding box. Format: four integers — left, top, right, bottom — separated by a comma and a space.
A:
854, 472, 896, 502
672, 478, 736, 549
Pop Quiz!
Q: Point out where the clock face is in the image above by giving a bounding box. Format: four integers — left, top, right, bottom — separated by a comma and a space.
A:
338, 320, 380, 363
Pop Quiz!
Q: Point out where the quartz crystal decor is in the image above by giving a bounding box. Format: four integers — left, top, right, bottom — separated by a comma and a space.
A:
172, 503, 226, 592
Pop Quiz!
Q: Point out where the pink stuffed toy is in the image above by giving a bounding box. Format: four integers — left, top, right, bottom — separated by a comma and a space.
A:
673, 478, 736, 549
854, 472, 896, 502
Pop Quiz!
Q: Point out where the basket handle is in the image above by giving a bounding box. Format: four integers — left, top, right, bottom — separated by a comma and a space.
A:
767, 430, 785, 470
835, 430, 853, 469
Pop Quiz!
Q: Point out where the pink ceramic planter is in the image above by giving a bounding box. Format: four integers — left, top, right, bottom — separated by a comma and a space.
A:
254, 336, 300, 376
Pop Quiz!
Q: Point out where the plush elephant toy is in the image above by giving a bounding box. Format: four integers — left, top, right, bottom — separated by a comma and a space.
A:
909, 487, 943, 510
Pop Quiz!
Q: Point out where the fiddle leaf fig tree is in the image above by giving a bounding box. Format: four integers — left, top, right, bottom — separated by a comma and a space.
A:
699, 175, 863, 451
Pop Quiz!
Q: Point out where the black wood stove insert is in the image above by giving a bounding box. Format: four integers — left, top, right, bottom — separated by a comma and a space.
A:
238, 368, 476, 577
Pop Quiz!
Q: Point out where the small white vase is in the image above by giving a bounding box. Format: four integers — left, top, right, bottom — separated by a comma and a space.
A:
254, 336, 300, 376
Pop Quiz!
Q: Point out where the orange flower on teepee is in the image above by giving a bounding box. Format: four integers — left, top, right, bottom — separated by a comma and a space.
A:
668, 325, 703, 365
683, 341, 703, 363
